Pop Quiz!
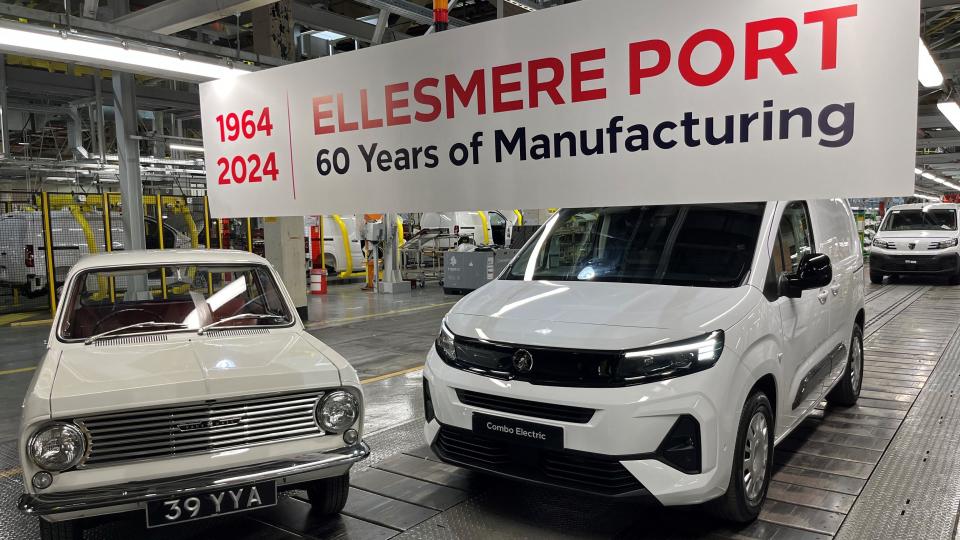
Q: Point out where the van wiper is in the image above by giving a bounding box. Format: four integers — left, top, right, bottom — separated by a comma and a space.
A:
84, 322, 188, 345
198, 313, 287, 335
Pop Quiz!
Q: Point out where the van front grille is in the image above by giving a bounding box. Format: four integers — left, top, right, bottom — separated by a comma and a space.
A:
456, 389, 595, 423
76, 390, 324, 467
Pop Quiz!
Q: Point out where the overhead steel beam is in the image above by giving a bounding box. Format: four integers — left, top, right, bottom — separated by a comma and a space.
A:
293, 4, 410, 42
922, 0, 960, 9
0, 3, 286, 68
114, 0, 280, 34
918, 136, 960, 148
371, 9, 389, 44
351, 0, 468, 27
5, 66, 200, 112
916, 151, 960, 164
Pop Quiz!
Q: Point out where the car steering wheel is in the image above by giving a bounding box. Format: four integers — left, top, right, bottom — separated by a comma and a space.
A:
91, 309, 162, 334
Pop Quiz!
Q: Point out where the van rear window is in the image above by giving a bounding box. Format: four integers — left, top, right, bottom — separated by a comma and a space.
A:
504, 203, 766, 288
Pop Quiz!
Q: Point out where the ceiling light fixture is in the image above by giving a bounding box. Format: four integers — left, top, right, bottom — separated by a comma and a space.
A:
916, 168, 960, 191
0, 20, 252, 83
914, 193, 942, 202
504, 0, 537, 12
937, 100, 960, 132
919, 37, 944, 88
169, 143, 205, 153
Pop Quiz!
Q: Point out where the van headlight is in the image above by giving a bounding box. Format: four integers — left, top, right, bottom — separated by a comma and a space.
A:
934, 238, 959, 249
435, 321, 457, 363
872, 239, 888, 249
616, 331, 724, 384
27, 423, 86, 471
317, 391, 359, 433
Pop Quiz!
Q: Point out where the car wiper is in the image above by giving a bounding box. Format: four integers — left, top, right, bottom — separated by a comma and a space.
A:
197, 313, 287, 335
84, 322, 189, 345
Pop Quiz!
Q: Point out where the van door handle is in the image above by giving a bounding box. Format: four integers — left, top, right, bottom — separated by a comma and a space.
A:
831, 284, 841, 296
817, 290, 829, 304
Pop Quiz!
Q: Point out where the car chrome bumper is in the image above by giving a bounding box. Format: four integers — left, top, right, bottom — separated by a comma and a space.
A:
18, 441, 369, 517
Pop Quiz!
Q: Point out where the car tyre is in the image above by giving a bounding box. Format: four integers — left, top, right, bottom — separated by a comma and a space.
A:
38, 518, 82, 540
827, 325, 864, 406
869, 271, 883, 284
305, 472, 350, 516
709, 391, 774, 523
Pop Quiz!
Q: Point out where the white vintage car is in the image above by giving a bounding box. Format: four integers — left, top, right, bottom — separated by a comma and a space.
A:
17, 249, 368, 540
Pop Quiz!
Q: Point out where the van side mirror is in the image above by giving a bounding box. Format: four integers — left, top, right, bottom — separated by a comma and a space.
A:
780, 253, 832, 299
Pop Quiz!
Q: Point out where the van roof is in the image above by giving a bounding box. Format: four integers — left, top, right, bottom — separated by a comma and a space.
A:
887, 203, 960, 211
69, 249, 268, 274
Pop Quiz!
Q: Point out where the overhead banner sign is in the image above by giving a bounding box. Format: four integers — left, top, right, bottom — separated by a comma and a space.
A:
200, 0, 919, 217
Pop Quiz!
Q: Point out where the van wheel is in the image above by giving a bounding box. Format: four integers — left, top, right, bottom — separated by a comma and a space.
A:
869, 271, 883, 284
710, 391, 773, 523
827, 325, 863, 406
39, 518, 82, 540
305, 472, 350, 516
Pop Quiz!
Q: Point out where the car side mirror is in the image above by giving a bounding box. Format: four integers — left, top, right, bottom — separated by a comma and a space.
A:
780, 253, 832, 299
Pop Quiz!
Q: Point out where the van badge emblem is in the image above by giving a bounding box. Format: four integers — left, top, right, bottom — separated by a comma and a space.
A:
909, 242, 916, 250
513, 349, 534, 373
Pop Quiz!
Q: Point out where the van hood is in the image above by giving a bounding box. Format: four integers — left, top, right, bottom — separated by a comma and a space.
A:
876, 230, 957, 239
447, 280, 758, 350
49, 332, 341, 417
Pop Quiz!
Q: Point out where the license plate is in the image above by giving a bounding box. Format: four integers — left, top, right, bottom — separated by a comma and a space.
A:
145, 481, 277, 528
472, 413, 564, 449
905, 260, 918, 264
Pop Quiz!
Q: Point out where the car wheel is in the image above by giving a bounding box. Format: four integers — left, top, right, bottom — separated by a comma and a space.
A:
305, 472, 350, 516
869, 271, 883, 284
709, 391, 773, 523
38, 518, 82, 540
828, 325, 864, 406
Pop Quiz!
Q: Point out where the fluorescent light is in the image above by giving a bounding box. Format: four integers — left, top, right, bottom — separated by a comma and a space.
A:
919, 37, 944, 88
169, 143, 205, 153
504, 0, 537, 12
938, 100, 960, 132
0, 20, 251, 82
915, 168, 924, 175
914, 193, 941, 202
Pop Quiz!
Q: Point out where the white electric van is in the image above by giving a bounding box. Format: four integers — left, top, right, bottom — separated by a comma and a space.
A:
0, 210, 190, 295
869, 203, 960, 284
424, 200, 864, 522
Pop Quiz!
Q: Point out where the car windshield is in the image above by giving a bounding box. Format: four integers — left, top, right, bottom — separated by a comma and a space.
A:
58, 263, 293, 341
881, 209, 957, 231
504, 203, 766, 287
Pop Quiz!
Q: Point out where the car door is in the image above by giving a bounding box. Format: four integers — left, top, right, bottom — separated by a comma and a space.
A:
769, 201, 832, 430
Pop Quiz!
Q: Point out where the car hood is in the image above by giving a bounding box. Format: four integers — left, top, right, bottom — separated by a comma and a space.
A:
447, 280, 757, 350
49, 331, 341, 417
876, 230, 957, 239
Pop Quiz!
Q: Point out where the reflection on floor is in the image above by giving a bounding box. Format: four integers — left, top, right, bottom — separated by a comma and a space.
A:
2, 278, 960, 538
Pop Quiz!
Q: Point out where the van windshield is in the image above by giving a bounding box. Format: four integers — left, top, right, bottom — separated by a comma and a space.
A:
504, 204, 766, 287
881, 209, 957, 232
58, 264, 293, 341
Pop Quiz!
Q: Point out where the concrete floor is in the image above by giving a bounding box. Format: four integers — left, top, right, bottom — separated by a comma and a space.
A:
3, 275, 960, 539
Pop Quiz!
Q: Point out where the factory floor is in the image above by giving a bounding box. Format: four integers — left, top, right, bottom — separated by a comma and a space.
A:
2, 277, 960, 539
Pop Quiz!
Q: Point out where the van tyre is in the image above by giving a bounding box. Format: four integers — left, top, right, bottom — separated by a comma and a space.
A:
710, 391, 773, 523
827, 325, 863, 406
306, 472, 350, 516
869, 271, 883, 284
38, 518, 81, 540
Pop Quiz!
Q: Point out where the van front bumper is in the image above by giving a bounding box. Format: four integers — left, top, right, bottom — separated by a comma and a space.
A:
423, 348, 737, 506
18, 441, 368, 518
870, 251, 960, 274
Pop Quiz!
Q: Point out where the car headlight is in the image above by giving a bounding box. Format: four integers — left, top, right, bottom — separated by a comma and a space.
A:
616, 331, 724, 384
28, 423, 86, 471
317, 391, 359, 433
935, 238, 959, 249
435, 321, 456, 363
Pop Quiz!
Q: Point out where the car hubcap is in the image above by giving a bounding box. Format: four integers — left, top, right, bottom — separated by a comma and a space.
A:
850, 336, 862, 391
742, 412, 769, 504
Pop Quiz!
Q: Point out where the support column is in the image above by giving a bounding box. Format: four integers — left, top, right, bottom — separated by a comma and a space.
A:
253, 0, 308, 319
0, 54, 9, 157
113, 72, 145, 251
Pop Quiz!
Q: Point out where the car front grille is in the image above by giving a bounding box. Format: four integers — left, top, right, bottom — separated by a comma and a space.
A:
76, 390, 325, 467
449, 338, 623, 387
456, 389, 595, 423
433, 425, 644, 496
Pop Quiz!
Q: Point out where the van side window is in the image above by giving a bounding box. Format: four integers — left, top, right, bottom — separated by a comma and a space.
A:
764, 202, 814, 300
775, 202, 814, 274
